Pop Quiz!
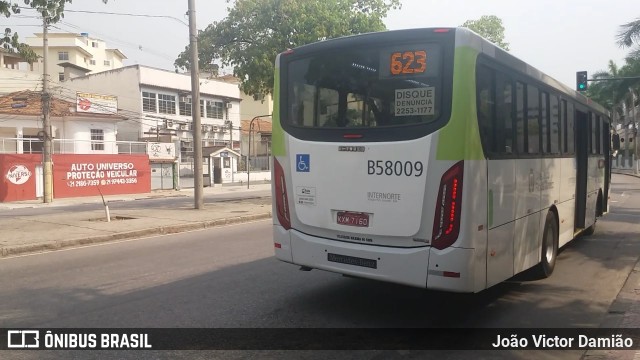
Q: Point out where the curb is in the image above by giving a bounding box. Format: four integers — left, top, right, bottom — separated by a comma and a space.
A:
612, 170, 640, 179
0, 212, 272, 258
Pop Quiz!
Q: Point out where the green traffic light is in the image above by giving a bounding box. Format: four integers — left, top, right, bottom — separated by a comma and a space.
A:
579, 84, 585, 89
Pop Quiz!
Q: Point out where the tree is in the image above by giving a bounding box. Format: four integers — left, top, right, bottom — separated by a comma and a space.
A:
1, 0, 107, 63
461, 15, 509, 51
587, 60, 627, 122
617, 17, 640, 48
175, 0, 401, 97
612, 18, 640, 128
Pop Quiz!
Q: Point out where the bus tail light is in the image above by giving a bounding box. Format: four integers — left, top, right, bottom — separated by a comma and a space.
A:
431, 161, 464, 250
274, 158, 291, 230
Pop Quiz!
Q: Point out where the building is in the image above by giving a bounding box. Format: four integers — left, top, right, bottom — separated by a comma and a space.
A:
0, 50, 42, 95
24, 32, 127, 81
217, 74, 274, 121
240, 118, 272, 171
63, 65, 242, 188
64, 65, 242, 152
0, 90, 125, 154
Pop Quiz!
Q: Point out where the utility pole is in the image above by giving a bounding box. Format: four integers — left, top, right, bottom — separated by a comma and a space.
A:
632, 89, 638, 174
188, 0, 203, 209
228, 112, 234, 182
42, 15, 53, 203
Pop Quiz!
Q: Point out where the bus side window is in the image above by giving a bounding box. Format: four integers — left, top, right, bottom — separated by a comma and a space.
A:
566, 102, 575, 154
496, 73, 513, 155
516, 82, 525, 155
595, 115, 601, 155
476, 64, 495, 155
550, 95, 560, 154
541, 91, 549, 154
526, 84, 540, 154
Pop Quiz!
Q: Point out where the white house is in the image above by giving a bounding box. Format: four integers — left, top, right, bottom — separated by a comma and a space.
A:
64, 65, 242, 161
0, 90, 125, 154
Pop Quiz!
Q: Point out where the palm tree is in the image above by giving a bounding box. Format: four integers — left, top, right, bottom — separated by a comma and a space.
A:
588, 60, 626, 123
617, 17, 640, 48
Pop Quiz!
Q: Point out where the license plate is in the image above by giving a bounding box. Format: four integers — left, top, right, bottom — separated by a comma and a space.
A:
337, 211, 369, 227
328, 253, 377, 269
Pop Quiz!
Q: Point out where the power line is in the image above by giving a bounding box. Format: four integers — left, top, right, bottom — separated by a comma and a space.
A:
53, 21, 179, 63
63, 9, 188, 26
15, 5, 188, 26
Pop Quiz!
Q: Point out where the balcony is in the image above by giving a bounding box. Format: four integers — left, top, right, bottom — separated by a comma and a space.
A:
0, 138, 147, 155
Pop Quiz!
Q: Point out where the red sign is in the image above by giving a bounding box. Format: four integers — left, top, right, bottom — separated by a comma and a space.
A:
0, 154, 40, 202
53, 154, 151, 198
78, 98, 92, 111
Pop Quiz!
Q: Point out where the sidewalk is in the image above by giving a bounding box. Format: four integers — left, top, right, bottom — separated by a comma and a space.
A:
584, 257, 640, 360
0, 183, 272, 258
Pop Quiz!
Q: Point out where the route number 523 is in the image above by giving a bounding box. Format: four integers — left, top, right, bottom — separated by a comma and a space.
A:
390, 50, 427, 75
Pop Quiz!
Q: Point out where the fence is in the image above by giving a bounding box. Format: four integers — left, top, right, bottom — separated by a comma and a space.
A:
0, 138, 147, 155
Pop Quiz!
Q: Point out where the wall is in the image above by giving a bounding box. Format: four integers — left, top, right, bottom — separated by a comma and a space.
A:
233, 170, 271, 184
61, 119, 118, 154
52, 154, 151, 198
240, 93, 273, 120
0, 68, 41, 94
0, 154, 40, 202
0, 153, 151, 202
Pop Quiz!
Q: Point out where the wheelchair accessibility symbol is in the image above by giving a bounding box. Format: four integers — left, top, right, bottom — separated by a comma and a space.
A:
296, 154, 310, 172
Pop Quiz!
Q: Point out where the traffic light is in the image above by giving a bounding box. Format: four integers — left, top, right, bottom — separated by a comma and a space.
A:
576, 71, 588, 91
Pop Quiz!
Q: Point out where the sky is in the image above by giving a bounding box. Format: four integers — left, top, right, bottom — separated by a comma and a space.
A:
3, 0, 640, 90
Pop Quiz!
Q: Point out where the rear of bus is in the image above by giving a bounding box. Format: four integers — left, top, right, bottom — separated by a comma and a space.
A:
272, 28, 486, 292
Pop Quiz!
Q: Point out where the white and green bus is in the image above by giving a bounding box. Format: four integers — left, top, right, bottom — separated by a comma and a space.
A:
271, 27, 611, 292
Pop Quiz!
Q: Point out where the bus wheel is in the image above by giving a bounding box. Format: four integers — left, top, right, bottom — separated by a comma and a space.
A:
535, 212, 558, 279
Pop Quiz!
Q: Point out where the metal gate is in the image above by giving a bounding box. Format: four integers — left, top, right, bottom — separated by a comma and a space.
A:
151, 163, 174, 190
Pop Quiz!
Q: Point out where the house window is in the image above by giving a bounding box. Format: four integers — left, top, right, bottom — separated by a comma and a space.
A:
58, 52, 69, 61
142, 92, 157, 113
205, 100, 224, 119
91, 129, 104, 151
22, 135, 43, 154
58, 73, 65, 81
158, 94, 176, 115
92, 41, 98, 48
89, 59, 96, 65
179, 96, 192, 116
104, 60, 111, 66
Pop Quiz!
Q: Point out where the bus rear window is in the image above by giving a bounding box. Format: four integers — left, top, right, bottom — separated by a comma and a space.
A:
285, 43, 443, 128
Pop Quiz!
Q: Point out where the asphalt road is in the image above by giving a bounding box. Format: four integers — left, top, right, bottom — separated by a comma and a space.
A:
0, 189, 271, 217
2, 175, 639, 360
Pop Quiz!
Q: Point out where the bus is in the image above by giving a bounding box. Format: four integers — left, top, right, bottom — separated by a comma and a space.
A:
271, 27, 611, 293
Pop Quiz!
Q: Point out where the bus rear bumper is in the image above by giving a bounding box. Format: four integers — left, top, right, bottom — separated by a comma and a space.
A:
281, 228, 430, 288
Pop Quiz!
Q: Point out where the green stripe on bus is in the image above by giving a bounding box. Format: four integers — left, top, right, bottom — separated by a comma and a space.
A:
436, 46, 484, 161
272, 66, 286, 156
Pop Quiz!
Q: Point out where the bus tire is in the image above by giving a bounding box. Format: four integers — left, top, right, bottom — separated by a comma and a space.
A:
535, 212, 558, 279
